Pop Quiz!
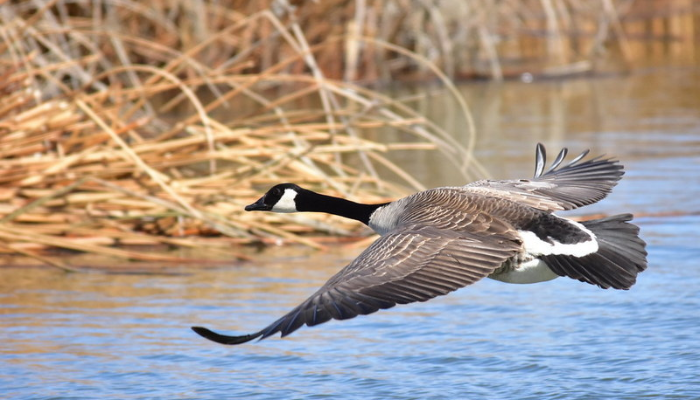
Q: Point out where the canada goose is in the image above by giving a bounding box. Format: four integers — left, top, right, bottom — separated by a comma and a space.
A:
192, 143, 647, 345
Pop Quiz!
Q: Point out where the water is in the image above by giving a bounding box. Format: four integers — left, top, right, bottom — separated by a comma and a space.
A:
2, 67, 700, 399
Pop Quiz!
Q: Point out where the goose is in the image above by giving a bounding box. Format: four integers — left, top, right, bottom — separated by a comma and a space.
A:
192, 143, 647, 345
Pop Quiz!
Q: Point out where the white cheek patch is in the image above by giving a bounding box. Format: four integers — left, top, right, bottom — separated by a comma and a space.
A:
271, 189, 298, 213
518, 220, 598, 258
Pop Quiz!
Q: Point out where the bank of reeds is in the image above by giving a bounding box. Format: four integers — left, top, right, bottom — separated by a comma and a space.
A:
0, 0, 697, 268
0, 0, 485, 268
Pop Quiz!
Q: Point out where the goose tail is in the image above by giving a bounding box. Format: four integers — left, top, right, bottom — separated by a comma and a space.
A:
543, 214, 648, 289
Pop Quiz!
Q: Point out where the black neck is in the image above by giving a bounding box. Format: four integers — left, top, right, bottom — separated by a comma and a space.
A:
297, 190, 387, 225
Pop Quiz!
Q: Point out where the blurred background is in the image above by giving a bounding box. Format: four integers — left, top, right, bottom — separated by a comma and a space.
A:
1, 1, 699, 399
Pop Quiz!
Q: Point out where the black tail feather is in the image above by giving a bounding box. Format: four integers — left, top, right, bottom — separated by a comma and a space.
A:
543, 214, 648, 289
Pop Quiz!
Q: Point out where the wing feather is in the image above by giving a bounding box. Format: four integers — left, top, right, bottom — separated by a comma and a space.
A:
465, 143, 623, 211
192, 225, 519, 345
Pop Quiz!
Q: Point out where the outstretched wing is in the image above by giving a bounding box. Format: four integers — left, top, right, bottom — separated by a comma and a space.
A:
465, 143, 624, 211
192, 224, 520, 345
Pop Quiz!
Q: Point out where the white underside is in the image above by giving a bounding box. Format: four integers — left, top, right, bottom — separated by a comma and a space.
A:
489, 258, 559, 284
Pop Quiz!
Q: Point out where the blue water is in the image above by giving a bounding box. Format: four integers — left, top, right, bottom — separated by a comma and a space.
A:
2, 68, 700, 399
3, 227, 700, 400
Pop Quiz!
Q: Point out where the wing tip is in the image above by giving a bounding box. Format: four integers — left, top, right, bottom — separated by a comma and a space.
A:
191, 326, 263, 345
534, 143, 623, 179
534, 143, 547, 177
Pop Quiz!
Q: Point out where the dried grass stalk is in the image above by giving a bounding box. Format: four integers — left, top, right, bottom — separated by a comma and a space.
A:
0, 0, 479, 267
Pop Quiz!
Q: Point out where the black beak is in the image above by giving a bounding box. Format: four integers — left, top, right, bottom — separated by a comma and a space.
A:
245, 196, 271, 211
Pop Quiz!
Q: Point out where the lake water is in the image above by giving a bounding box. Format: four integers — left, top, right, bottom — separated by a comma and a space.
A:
2, 67, 700, 399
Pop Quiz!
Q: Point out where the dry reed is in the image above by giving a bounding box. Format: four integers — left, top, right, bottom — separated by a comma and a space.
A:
0, 0, 481, 267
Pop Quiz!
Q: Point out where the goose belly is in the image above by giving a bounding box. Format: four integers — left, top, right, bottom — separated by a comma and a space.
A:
489, 258, 559, 284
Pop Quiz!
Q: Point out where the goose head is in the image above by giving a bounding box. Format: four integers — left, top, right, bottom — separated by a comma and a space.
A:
245, 183, 303, 213
245, 183, 387, 225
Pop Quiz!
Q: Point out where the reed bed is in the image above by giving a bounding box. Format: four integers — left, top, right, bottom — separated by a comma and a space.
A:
0, 0, 696, 268
0, 0, 485, 268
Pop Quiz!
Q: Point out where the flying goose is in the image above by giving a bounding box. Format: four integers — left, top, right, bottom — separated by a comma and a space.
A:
193, 143, 647, 345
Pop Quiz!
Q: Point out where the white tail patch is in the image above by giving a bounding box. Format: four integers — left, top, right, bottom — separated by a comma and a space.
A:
271, 189, 299, 213
518, 219, 598, 258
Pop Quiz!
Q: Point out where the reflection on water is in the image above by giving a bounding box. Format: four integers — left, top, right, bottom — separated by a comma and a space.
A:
2, 68, 700, 400
384, 67, 700, 195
